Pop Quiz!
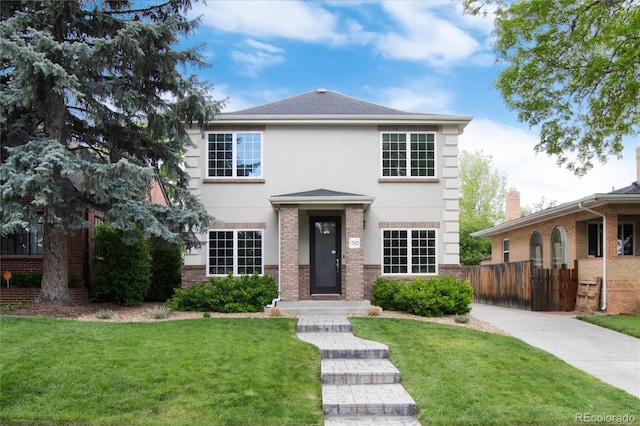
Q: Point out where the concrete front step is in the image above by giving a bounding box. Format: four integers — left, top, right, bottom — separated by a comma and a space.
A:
324, 416, 422, 426
323, 384, 417, 416
297, 315, 352, 333
297, 332, 389, 359
275, 300, 371, 315
322, 359, 401, 385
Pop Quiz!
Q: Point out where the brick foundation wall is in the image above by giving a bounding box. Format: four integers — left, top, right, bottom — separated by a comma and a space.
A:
0, 287, 89, 304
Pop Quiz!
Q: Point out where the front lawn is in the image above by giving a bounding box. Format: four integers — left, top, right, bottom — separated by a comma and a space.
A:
0, 317, 322, 426
577, 314, 640, 338
1, 316, 638, 425
350, 318, 640, 426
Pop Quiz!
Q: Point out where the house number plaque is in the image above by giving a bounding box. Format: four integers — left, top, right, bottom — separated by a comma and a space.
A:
348, 238, 361, 249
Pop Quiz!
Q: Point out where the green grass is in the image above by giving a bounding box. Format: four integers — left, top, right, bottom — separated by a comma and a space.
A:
577, 315, 640, 338
2, 317, 639, 426
0, 317, 322, 426
350, 318, 640, 426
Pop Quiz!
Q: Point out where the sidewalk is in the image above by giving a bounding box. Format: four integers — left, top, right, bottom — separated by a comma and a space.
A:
471, 303, 640, 399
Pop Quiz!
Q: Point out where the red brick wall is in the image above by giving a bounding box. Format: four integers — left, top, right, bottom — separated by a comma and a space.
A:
0, 287, 89, 304
345, 206, 365, 301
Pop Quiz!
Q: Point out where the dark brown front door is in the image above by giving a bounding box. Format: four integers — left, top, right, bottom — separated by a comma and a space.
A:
310, 216, 341, 294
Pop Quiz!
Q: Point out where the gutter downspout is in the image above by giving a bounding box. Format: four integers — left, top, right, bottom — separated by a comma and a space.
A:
578, 202, 607, 311
266, 207, 281, 308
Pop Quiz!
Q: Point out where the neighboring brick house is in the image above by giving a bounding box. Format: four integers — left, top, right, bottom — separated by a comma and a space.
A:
472, 148, 640, 314
182, 89, 472, 308
0, 178, 168, 301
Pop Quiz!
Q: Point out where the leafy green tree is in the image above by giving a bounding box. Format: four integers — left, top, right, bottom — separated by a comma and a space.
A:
1, 0, 221, 305
459, 150, 507, 265
464, 0, 640, 175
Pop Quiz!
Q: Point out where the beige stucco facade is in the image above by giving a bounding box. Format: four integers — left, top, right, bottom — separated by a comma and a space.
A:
181, 91, 471, 302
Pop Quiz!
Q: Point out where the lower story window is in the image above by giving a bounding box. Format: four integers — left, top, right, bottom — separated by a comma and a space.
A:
208, 230, 263, 276
382, 229, 436, 274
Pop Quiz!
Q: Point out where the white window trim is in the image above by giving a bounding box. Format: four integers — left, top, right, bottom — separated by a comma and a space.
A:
502, 238, 510, 263
206, 229, 264, 277
379, 131, 437, 179
206, 131, 263, 179
381, 228, 438, 276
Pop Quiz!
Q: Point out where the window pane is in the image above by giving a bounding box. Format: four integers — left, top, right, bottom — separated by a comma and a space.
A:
530, 232, 543, 268
237, 231, 263, 275
382, 133, 407, 176
411, 230, 436, 273
209, 231, 234, 275
618, 223, 634, 256
383, 230, 408, 274
208, 134, 233, 177
236, 133, 262, 177
410, 133, 435, 177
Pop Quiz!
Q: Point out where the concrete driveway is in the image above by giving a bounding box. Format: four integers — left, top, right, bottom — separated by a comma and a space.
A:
471, 303, 640, 399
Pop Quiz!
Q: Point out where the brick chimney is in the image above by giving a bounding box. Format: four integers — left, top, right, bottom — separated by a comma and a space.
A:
506, 187, 521, 221
636, 146, 640, 183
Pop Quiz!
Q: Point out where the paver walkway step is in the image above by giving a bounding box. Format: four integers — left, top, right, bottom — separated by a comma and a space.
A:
297, 332, 389, 359
296, 314, 421, 425
324, 416, 422, 426
322, 359, 400, 385
323, 384, 417, 416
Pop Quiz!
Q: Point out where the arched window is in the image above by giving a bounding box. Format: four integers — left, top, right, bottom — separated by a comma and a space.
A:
551, 227, 567, 269
530, 231, 543, 268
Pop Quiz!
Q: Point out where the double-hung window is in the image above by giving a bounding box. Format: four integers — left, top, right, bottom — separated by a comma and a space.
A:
0, 217, 44, 255
207, 132, 262, 178
502, 238, 510, 263
381, 132, 435, 178
382, 229, 437, 274
208, 230, 263, 276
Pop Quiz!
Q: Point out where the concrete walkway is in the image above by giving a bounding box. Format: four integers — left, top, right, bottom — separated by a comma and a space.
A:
471, 303, 640, 399
297, 315, 421, 426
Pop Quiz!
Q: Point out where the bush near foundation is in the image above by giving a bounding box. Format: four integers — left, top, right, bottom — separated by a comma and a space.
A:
373, 276, 473, 317
167, 273, 277, 313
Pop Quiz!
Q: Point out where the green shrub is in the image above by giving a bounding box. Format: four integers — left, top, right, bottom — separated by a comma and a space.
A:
147, 239, 183, 302
372, 275, 472, 317
167, 273, 277, 313
8, 272, 81, 288
95, 309, 115, 320
93, 224, 151, 307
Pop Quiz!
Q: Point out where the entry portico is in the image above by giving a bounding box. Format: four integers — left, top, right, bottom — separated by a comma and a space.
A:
269, 189, 375, 302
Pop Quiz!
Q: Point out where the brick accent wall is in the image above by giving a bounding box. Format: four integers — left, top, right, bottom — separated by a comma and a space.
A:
0, 287, 89, 304
345, 206, 365, 301
279, 206, 300, 301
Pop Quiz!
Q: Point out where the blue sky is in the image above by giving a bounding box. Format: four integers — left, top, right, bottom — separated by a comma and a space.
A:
183, 0, 637, 207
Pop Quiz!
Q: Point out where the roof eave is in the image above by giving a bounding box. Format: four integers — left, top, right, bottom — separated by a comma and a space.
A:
471, 193, 640, 237
213, 114, 472, 128
268, 195, 376, 210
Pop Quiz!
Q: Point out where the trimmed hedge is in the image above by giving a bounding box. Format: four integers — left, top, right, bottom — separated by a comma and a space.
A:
167, 274, 277, 313
372, 276, 472, 317
6, 272, 81, 288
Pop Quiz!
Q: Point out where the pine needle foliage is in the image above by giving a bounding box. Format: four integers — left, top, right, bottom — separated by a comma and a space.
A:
0, 0, 222, 303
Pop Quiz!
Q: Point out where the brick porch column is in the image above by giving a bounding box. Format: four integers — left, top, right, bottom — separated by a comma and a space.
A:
280, 205, 299, 301
345, 205, 364, 301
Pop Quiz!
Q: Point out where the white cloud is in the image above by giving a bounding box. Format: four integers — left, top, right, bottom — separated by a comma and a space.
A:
370, 79, 454, 113
459, 119, 637, 208
191, 1, 342, 43
375, 1, 484, 67
231, 39, 285, 77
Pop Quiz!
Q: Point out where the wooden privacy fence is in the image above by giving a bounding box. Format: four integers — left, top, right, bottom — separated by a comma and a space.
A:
464, 261, 578, 311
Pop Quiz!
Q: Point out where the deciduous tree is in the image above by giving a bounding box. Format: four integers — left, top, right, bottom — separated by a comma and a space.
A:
464, 0, 640, 175
1, 0, 221, 304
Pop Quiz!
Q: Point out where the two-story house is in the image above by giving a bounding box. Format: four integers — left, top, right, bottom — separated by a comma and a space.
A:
182, 89, 472, 312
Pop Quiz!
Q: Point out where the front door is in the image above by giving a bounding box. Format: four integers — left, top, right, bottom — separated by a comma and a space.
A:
310, 216, 341, 294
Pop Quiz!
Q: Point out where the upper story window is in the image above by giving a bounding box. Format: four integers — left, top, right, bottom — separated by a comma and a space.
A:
208, 132, 262, 178
530, 231, 543, 268
551, 226, 567, 269
502, 238, 510, 263
381, 132, 435, 178
1, 217, 44, 255
382, 229, 437, 275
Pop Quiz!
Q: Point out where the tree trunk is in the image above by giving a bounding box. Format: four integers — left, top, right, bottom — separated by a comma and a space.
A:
35, 222, 72, 305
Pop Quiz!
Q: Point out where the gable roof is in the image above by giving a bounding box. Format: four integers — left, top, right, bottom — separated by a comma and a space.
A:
214, 89, 472, 130
268, 188, 375, 209
472, 183, 640, 237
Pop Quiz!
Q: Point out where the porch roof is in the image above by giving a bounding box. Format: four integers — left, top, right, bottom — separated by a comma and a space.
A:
472, 190, 640, 237
268, 188, 375, 210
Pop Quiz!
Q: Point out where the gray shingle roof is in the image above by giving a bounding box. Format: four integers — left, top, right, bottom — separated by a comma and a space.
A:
609, 182, 640, 194
224, 89, 419, 116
